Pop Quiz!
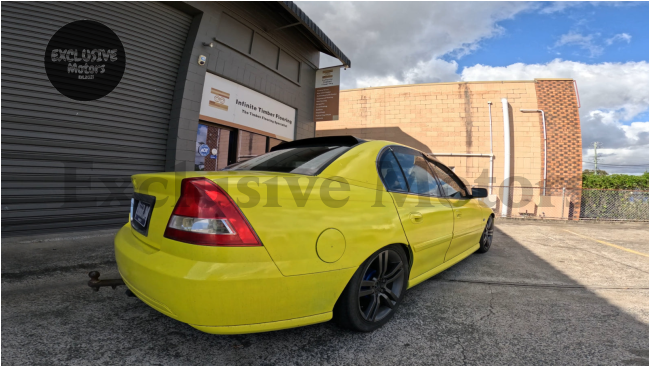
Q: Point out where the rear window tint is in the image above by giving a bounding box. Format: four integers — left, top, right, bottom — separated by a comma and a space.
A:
393, 151, 440, 196
378, 150, 408, 192
223, 146, 350, 175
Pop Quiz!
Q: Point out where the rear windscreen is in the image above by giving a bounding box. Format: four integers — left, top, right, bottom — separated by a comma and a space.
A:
222, 146, 350, 175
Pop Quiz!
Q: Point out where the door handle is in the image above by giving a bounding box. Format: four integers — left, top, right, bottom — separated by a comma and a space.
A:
410, 212, 423, 223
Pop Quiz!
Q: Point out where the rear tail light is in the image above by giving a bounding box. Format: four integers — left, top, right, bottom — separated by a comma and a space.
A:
164, 178, 262, 246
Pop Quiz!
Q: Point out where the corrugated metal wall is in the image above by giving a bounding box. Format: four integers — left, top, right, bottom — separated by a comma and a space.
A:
1, 2, 192, 235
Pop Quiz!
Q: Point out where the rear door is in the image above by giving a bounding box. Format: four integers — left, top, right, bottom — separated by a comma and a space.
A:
428, 160, 485, 261
378, 147, 454, 278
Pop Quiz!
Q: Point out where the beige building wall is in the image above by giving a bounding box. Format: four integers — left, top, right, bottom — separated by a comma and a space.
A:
316, 81, 543, 189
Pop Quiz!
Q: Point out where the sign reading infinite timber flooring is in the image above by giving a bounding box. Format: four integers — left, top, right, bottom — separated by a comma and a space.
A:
314, 67, 341, 122
200, 73, 296, 141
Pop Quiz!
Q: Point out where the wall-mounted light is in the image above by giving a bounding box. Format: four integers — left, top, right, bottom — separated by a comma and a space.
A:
202, 42, 213, 47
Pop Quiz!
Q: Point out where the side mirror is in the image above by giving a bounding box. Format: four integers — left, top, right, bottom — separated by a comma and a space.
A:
471, 187, 488, 198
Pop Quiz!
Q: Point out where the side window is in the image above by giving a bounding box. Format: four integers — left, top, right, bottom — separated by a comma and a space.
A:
429, 161, 468, 199
377, 150, 408, 192
392, 149, 440, 196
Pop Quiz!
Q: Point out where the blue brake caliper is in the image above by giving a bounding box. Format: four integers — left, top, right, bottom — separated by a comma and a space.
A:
361, 269, 377, 298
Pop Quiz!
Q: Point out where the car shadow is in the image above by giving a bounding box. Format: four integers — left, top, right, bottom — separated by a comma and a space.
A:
1, 225, 648, 365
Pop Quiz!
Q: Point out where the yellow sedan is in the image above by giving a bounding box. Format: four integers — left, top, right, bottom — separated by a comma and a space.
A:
116, 136, 494, 334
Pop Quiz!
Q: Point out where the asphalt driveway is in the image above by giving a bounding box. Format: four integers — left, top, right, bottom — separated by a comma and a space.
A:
2, 219, 648, 365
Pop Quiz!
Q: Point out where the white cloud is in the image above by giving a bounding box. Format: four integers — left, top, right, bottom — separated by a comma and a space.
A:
297, 1, 535, 89
605, 33, 632, 45
538, 1, 584, 14
582, 145, 649, 174
554, 32, 603, 57
354, 59, 460, 88
297, 2, 648, 173
462, 60, 650, 174
461, 59, 649, 120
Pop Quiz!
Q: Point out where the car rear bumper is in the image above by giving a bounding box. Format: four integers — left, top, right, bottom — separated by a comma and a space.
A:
114, 224, 355, 333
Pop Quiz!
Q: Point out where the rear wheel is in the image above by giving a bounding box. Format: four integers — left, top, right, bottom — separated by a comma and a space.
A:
333, 245, 408, 332
477, 216, 494, 253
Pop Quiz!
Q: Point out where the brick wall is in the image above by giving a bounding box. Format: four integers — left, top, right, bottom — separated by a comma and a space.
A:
317, 79, 584, 219
317, 81, 543, 188
534, 79, 583, 218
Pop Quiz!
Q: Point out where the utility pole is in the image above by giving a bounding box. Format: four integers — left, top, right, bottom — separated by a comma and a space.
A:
593, 142, 600, 171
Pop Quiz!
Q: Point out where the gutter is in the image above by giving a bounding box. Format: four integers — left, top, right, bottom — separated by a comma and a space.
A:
278, 1, 351, 68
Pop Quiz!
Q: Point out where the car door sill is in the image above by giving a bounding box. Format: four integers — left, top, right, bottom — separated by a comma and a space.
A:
407, 243, 480, 289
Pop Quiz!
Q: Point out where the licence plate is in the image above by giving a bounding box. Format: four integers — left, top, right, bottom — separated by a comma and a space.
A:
133, 201, 152, 227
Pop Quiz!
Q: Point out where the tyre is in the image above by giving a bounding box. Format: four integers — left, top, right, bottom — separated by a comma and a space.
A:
477, 215, 494, 253
333, 244, 409, 332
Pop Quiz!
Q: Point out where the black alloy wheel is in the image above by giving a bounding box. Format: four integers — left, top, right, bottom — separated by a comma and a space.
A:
334, 245, 409, 332
477, 216, 494, 253
358, 249, 405, 322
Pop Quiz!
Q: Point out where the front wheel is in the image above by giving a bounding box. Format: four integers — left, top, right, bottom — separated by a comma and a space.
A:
477, 216, 494, 253
333, 245, 409, 332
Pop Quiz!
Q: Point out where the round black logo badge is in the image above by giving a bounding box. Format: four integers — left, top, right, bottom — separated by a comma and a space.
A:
44, 20, 126, 101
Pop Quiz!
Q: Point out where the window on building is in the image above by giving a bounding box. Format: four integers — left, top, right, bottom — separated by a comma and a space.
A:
238, 131, 267, 163
195, 124, 232, 171
269, 138, 283, 151
429, 161, 468, 199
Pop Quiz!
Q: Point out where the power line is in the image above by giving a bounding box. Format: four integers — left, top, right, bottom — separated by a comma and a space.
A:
582, 162, 650, 167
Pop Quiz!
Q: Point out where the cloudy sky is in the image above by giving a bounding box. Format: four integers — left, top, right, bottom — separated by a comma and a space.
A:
297, 1, 649, 174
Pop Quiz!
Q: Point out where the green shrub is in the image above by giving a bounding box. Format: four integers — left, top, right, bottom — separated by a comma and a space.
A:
582, 171, 649, 190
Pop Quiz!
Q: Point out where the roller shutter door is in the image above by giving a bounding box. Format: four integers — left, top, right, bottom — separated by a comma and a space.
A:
1, 2, 192, 235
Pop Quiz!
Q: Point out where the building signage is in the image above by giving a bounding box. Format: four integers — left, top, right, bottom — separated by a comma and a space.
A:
199, 73, 296, 141
198, 144, 210, 157
44, 20, 126, 101
314, 67, 341, 122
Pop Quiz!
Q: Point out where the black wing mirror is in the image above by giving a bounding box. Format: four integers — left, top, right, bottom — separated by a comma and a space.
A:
471, 188, 488, 198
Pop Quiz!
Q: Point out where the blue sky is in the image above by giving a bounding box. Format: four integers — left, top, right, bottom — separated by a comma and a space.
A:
457, 3, 649, 68
457, 2, 649, 129
299, 1, 649, 173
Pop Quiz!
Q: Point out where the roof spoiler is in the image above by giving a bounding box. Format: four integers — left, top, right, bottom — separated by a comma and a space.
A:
271, 136, 366, 151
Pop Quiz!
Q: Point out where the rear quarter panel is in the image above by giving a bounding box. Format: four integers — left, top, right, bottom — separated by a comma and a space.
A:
211, 174, 408, 276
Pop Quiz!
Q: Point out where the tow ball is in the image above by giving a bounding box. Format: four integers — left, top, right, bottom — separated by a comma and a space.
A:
87, 271, 135, 297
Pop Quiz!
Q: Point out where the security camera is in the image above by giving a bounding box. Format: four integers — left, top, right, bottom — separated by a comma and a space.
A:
198, 55, 206, 66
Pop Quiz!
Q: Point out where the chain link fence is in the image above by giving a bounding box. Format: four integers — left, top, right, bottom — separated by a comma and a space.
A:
580, 189, 649, 221
473, 186, 649, 222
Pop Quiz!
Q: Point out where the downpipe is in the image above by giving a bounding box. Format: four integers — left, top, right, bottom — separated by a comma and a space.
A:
501, 98, 511, 217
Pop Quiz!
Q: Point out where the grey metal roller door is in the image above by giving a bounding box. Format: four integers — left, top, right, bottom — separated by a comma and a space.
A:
1, 2, 192, 235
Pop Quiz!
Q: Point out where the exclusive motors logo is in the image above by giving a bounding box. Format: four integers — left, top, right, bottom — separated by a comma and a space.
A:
44, 20, 126, 101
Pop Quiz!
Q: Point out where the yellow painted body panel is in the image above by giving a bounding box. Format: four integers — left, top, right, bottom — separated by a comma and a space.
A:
190, 312, 333, 335
408, 243, 481, 289
445, 198, 488, 261
390, 193, 454, 278
115, 140, 493, 334
116, 224, 355, 327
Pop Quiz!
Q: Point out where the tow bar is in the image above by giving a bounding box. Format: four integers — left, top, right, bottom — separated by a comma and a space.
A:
87, 271, 134, 297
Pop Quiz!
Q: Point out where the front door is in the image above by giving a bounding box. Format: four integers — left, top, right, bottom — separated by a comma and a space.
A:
428, 161, 485, 261
378, 147, 454, 278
